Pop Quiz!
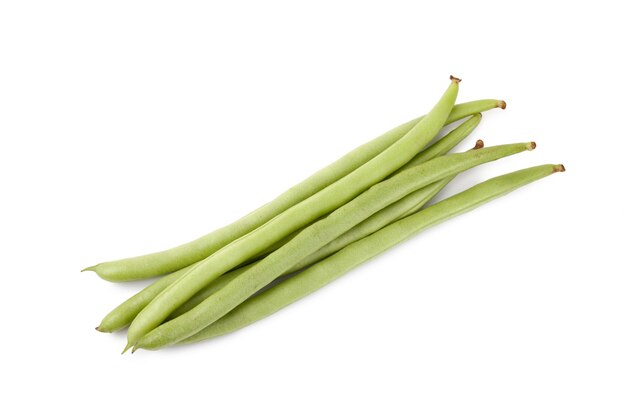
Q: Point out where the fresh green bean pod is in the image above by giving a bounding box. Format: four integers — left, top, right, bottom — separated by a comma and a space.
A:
179, 163, 565, 345
84, 98, 504, 282
100, 120, 482, 332
126, 78, 462, 349
133, 142, 535, 351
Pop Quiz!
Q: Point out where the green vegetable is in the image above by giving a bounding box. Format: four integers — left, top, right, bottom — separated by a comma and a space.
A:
126, 78, 462, 349
179, 164, 565, 345
97, 114, 482, 333
83, 97, 503, 282
86, 77, 565, 356
133, 142, 535, 351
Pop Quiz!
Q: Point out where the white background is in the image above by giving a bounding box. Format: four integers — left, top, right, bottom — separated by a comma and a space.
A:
1, 1, 624, 416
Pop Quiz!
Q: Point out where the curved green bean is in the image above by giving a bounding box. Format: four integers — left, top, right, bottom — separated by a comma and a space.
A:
83, 98, 504, 282
179, 164, 565, 345
98, 117, 482, 332
133, 142, 535, 351
126, 78, 462, 349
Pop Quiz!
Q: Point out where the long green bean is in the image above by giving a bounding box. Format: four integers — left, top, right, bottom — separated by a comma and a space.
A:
133, 142, 535, 351
126, 78, 462, 349
178, 164, 564, 345
83, 98, 503, 282
97, 114, 483, 333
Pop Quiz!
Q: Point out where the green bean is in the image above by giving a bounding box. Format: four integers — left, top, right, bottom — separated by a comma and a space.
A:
133, 142, 535, 351
125, 77, 462, 349
179, 163, 564, 344
102, 121, 483, 332
83, 98, 504, 282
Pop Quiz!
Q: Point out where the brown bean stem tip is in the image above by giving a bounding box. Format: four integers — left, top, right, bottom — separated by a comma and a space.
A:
498, 100, 507, 109
449, 75, 462, 83
474, 139, 484, 150
553, 164, 566, 173
529, 142, 537, 150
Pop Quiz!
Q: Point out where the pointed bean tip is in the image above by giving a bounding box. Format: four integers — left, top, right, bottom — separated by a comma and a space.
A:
449, 75, 462, 83
121, 342, 133, 354
473, 140, 484, 150
553, 164, 566, 173
498, 100, 507, 109
81, 266, 95, 273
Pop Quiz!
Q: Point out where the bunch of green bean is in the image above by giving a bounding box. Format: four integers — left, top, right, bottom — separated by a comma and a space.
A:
83, 77, 564, 352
